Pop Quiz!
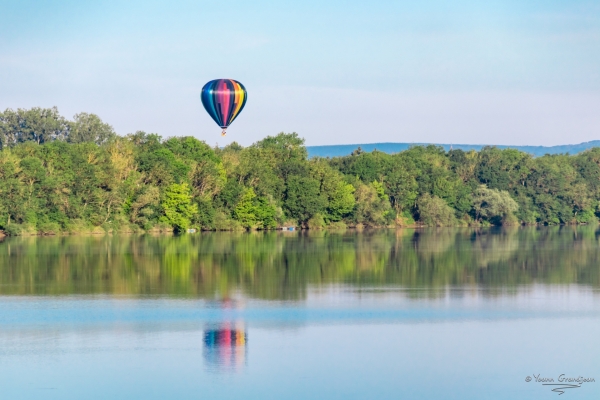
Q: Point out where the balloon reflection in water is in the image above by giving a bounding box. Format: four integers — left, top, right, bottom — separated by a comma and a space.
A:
203, 323, 247, 371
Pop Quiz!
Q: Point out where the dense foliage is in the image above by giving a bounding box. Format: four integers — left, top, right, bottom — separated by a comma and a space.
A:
1, 107, 600, 234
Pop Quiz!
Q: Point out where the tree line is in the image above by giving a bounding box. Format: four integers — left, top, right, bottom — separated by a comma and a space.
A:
1, 107, 600, 235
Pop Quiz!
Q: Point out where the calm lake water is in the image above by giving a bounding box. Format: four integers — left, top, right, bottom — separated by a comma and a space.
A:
0, 227, 599, 399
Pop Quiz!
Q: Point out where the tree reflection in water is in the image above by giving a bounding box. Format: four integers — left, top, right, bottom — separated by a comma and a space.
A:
0, 227, 599, 299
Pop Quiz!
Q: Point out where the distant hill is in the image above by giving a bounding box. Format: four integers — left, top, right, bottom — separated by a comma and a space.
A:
306, 141, 600, 158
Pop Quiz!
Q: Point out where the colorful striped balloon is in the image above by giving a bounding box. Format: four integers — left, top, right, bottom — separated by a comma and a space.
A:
201, 79, 247, 135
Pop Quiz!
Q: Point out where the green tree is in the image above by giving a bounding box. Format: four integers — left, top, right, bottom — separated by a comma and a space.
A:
234, 188, 278, 230
472, 185, 519, 225
69, 113, 116, 145
129, 186, 160, 228
417, 194, 456, 227
284, 175, 326, 224
353, 181, 393, 226
0, 107, 69, 148
234, 188, 259, 229
309, 159, 355, 222
161, 183, 198, 231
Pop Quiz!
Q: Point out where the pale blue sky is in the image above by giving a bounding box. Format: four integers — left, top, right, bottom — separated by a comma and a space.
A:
1, 0, 599, 146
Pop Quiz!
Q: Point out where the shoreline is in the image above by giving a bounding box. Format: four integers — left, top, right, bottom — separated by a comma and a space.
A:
1, 221, 597, 238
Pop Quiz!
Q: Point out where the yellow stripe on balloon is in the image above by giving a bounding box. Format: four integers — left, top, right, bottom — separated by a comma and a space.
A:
231, 81, 245, 121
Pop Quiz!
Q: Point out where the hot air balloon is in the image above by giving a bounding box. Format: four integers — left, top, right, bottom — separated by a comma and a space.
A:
201, 79, 247, 136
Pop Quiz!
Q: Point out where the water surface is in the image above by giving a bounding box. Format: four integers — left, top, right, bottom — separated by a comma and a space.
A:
0, 227, 598, 399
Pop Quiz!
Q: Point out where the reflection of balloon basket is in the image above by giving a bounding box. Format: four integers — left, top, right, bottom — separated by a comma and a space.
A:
203, 327, 247, 370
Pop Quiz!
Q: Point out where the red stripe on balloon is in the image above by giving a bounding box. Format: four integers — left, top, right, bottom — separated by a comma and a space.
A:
218, 80, 231, 127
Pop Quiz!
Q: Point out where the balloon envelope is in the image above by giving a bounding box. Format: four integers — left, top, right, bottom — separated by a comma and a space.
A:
201, 79, 247, 130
